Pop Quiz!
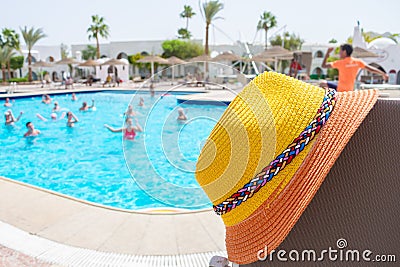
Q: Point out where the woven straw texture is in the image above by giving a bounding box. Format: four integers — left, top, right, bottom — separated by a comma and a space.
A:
196, 72, 325, 226
225, 89, 379, 264
239, 98, 400, 266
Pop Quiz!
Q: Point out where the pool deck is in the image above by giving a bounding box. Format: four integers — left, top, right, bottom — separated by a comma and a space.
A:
0, 81, 242, 101
0, 176, 226, 266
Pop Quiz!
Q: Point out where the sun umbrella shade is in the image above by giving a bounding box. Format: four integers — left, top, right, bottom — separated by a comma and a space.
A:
189, 54, 212, 62
136, 55, 169, 64
212, 52, 242, 62
101, 58, 129, 66
55, 58, 81, 65
253, 46, 293, 60
79, 59, 101, 67
352, 47, 379, 58
166, 56, 186, 65
136, 55, 168, 80
249, 55, 276, 62
32, 60, 53, 67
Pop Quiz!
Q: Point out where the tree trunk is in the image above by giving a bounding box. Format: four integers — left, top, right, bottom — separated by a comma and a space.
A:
2, 66, 6, 83
186, 18, 189, 30
205, 23, 210, 55
7, 60, 11, 81
28, 51, 32, 82
96, 35, 100, 59
265, 28, 268, 49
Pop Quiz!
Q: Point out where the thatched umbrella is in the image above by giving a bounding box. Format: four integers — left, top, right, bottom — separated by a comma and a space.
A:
189, 54, 212, 81
79, 59, 101, 67
211, 51, 242, 62
254, 46, 293, 57
55, 58, 81, 78
78, 59, 102, 78
101, 58, 129, 66
253, 46, 293, 71
55, 58, 81, 65
188, 54, 212, 62
248, 56, 276, 62
32, 60, 54, 81
32, 60, 53, 67
166, 56, 186, 84
352, 47, 379, 58
166, 56, 186, 65
137, 55, 169, 79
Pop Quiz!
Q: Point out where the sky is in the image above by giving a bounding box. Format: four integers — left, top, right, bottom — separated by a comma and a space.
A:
2, 0, 400, 48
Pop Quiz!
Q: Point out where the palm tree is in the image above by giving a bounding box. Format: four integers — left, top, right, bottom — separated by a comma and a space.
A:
180, 5, 196, 30
20, 26, 46, 82
177, 28, 192, 39
202, 0, 224, 55
257, 11, 277, 49
87, 15, 110, 59
1, 28, 20, 79
0, 46, 15, 82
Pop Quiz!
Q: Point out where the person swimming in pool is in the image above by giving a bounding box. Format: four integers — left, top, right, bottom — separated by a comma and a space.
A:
52, 101, 61, 112
4, 110, 23, 125
66, 111, 79, 127
42, 94, 52, 104
23, 121, 41, 137
177, 108, 187, 121
124, 105, 137, 118
71, 93, 77, 101
104, 117, 143, 140
79, 99, 95, 111
138, 97, 145, 107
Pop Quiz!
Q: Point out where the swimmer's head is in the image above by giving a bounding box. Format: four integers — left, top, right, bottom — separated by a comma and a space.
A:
26, 121, 34, 129
54, 101, 58, 106
82, 102, 87, 107
125, 117, 133, 125
4, 110, 11, 116
50, 113, 57, 120
178, 108, 185, 115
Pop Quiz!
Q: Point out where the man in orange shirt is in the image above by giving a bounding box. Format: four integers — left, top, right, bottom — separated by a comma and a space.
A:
321, 44, 388, 92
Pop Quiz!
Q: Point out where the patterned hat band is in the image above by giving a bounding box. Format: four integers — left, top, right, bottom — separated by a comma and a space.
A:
213, 88, 337, 215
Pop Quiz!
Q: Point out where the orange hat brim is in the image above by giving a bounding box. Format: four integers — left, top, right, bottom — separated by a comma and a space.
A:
225, 89, 379, 264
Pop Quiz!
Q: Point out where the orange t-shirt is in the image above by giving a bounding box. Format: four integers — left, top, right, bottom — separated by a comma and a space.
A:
331, 57, 365, 92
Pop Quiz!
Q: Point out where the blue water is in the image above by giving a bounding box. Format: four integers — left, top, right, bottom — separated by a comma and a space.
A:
0, 92, 226, 210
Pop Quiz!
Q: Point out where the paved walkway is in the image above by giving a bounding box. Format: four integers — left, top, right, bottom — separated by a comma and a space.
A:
0, 244, 53, 267
0, 177, 226, 266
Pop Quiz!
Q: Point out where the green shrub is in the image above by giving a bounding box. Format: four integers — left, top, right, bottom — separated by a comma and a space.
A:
309, 74, 326, 80
161, 39, 204, 59
8, 77, 28, 82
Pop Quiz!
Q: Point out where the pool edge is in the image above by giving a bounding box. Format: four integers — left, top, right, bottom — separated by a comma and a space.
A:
0, 176, 213, 215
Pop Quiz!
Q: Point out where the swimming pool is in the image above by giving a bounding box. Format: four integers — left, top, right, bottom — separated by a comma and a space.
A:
0, 91, 226, 210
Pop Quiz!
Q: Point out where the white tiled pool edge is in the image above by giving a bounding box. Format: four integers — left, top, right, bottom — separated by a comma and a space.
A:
0, 221, 226, 267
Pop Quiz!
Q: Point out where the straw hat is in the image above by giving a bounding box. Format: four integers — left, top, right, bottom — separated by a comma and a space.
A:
195, 71, 378, 264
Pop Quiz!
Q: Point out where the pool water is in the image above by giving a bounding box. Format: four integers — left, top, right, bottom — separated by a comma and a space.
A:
0, 92, 226, 210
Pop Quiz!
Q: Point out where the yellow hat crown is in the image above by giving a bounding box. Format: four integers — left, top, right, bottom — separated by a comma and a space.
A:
196, 72, 332, 226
